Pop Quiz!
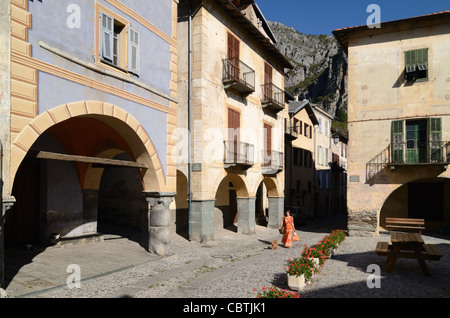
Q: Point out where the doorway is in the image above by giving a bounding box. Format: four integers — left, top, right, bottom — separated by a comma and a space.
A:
405, 119, 427, 163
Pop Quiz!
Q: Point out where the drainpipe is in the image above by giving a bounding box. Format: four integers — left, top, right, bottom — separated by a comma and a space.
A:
187, 8, 193, 241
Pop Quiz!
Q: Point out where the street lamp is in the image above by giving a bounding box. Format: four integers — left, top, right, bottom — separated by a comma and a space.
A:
332, 133, 340, 145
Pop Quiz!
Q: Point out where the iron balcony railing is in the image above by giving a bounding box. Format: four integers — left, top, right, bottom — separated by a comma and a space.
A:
222, 57, 255, 94
261, 150, 283, 174
261, 83, 285, 111
224, 140, 255, 166
366, 141, 450, 180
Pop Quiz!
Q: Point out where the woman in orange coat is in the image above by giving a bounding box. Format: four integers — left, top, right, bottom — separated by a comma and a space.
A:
280, 210, 297, 248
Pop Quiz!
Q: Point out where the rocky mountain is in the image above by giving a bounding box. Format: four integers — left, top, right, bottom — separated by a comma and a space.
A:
269, 21, 348, 120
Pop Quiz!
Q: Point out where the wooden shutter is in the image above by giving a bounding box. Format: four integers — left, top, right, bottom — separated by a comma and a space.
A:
228, 108, 240, 161
264, 123, 272, 165
264, 62, 272, 85
128, 27, 140, 75
429, 118, 442, 162
227, 33, 240, 59
392, 120, 404, 163
227, 33, 240, 80
101, 12, 114, 61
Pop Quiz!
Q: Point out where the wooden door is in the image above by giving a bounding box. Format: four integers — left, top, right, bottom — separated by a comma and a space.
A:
228, 108, 240, 161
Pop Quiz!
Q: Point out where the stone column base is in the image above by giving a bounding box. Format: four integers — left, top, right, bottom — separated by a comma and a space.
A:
347, 209, 378, 237
190, 200, 215, 243
144, 192, 175, 256
268, 197, 284, 229
236, 197, 256, 235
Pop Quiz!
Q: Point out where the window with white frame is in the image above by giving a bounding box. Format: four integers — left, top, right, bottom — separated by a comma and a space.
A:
100, 11, 140, 75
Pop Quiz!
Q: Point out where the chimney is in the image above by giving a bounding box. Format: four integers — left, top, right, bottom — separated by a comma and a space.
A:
293, 92, 300, 101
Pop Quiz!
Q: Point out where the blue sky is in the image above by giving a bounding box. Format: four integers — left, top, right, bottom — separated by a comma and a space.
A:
256, 0, 449, 35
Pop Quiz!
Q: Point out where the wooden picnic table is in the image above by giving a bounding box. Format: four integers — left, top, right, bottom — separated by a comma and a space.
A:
375, 232, 443, 276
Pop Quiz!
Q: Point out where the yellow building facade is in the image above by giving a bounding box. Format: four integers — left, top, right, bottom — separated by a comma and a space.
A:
334, 11, 450, 236
284, 99, 318, 219
176, 0, 293, 242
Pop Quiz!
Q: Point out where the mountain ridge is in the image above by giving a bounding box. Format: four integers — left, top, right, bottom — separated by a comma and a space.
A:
269, 21, 348, 120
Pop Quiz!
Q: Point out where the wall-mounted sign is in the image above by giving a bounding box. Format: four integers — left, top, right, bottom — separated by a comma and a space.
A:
192, 163, 202, 172
349, 175, 360, 183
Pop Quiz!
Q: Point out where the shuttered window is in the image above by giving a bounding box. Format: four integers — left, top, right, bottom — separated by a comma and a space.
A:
128, 28, 140, 75
100, 12, 140, 74
429, 118, 442, 162
101, 12, 114, 61
404, 48, 428, 81
392, 120, 404, 163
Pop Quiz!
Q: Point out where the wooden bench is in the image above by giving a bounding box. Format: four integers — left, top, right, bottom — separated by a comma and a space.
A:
423, 244, 444, 261
375, 241, 390, 256
385, 217, 425, 234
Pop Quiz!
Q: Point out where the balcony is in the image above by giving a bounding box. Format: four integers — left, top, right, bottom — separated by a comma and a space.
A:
224, 140, 254, 169
222, 58, 255, 96
261, 150, 283, 174
284, 118, 298, 141
261, 83, 285, 112
366, 141, 450, 180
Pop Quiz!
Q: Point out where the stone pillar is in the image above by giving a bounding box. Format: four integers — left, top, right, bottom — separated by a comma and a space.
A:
1, 197, 15, 288
82, 189, 98, 234
236, 197, 256, 235
268, 197, 284, 229
143, 192, 175, 256
190, 199, 215, 243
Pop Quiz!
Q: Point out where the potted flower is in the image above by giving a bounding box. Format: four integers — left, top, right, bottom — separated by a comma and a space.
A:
285, 257, 315, 291
330, 229, 346, 246
317, 235, 338, 257
301, 245, 326, 268
254, 286, 300, 298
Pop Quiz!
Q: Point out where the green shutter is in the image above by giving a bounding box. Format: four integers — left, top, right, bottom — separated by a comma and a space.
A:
405, 49, 428, 80
429, 118, 442, 162
392, 120, 404, 163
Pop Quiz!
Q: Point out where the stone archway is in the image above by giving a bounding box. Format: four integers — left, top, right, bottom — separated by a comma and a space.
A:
10, 101, 165, 194
7, 101, 171, 254
254, 176, 284, 229
379, 177, 450, 233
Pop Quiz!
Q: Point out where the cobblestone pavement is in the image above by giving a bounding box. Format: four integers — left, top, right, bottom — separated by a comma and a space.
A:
4, 217, 450, 298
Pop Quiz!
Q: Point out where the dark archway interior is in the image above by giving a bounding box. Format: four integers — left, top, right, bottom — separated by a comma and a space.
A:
379, 178, 450, 233
5, 117, 148, 249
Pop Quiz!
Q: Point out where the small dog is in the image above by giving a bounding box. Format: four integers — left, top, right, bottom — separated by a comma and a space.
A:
270, 240, 278, 250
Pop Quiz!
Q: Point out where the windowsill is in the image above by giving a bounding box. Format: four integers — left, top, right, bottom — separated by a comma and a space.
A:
403, 78, 429, 85
99, 58, 130, 75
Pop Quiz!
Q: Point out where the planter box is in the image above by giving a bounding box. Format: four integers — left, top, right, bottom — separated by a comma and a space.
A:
287, 274, 306, 292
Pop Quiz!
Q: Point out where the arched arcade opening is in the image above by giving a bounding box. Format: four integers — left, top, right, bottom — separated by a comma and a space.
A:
379, 177, 450, 233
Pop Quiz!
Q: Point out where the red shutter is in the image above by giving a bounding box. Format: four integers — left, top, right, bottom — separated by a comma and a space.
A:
263, 63, 273, 100
227, 33, 240, 80
228, 108, 240, 161
264, 123, 272, 166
